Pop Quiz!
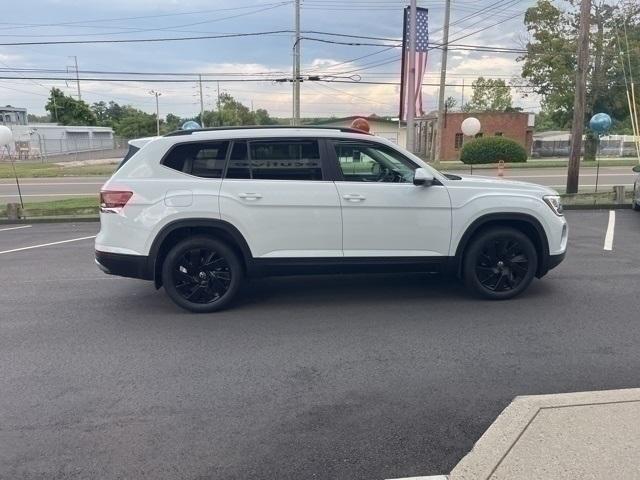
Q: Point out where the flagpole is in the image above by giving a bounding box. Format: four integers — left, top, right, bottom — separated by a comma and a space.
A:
406, 0, 417, 153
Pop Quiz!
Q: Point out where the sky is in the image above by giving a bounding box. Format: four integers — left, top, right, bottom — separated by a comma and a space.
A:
0, 0, 540, 120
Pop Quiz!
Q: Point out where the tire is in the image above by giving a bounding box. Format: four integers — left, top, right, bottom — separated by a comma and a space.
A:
634, 200, 640, 212
462, 227, 538, 300
161, 236, 243, 313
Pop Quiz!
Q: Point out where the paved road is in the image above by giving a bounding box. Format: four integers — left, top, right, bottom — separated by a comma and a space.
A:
1, 211, 639, 479
0, 165, 637, 203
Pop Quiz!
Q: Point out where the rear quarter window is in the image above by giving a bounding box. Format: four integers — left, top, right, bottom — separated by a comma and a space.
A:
117, 145, 140, 170
162, 141, 229, 178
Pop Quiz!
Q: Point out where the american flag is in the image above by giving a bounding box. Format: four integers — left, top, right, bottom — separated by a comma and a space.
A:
399, 7, 429, 121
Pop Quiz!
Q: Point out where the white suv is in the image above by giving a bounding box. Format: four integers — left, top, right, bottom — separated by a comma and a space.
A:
96, 127, 567, 312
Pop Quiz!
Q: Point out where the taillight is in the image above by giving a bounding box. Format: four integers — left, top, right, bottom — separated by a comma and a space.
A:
100, 190, 133, 213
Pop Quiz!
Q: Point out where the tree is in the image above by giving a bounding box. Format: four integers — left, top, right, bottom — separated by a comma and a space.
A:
445, 96, 458, 111
165, 113, 183, 131
114, 109, 159, 138
45, 88, 96, 125
464, 77, 513, 112
27, 113, 51, 123
518, 0, 640, 131
92, 101, 109, 126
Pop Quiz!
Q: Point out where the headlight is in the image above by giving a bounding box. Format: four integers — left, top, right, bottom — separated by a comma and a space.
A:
543, 195, 563, 216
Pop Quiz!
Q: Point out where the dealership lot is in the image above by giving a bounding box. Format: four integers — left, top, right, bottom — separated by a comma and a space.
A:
1, 211, 639, 479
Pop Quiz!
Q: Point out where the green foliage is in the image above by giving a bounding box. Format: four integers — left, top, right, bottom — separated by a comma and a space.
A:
445, 96, 458, 111
519, 0, 639, 131
45, 88, 96, 125
114, 109, 159, 138
201, 93, 278, 127
27, 113, 51, 123
460, 137, 528, 165
463, 77, 513, 112
44, 91, 278, 137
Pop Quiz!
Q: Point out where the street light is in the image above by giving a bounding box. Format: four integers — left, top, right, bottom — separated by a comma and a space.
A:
149, 90, 162, 136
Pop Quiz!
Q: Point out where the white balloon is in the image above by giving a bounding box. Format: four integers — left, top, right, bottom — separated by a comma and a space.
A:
0, 125, 13, 146
461, 117, 481, 137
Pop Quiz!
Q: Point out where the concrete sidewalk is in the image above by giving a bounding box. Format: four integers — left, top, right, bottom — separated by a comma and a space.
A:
420, 388, 640, 480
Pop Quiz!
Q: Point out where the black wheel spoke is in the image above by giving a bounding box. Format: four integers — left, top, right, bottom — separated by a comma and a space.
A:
475, 235, 530, 293
172, 247, 232, 305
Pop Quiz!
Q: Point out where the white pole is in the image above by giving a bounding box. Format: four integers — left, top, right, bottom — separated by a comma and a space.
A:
150, 90, 161, 136
292, 0, 301, 126
198, 75, 205, 128
406, 0, 417, 153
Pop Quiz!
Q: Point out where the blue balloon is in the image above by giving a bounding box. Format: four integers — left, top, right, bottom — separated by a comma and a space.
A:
589, 113, 612, 133
181, 120, 201, 130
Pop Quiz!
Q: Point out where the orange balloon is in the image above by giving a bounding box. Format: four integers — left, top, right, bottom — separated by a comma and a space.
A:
350, 118, 371, 133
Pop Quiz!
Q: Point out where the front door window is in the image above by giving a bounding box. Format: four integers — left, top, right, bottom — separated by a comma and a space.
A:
334, 141, 416, 183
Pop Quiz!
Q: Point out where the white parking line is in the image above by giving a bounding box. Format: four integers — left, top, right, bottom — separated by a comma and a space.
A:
604, 210, 616, 251
0, 235, 96, 255
0, 225, 32, 232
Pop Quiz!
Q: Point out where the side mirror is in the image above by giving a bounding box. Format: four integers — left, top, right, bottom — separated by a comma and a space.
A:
413, 167, 434, 186
632, 165, 640, 173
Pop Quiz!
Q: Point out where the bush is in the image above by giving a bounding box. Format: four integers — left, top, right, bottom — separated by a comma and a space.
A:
460, 136, 528, 164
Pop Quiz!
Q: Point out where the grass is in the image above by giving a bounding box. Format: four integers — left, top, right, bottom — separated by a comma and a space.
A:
0, 162, 117, 178
439, 158, 639, 170
1, 196, 99, 218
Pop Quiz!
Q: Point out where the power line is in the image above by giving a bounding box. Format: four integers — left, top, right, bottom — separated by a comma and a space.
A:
0, 2, 293, 38
0, 1, 290, 29
0, 30, 294, 46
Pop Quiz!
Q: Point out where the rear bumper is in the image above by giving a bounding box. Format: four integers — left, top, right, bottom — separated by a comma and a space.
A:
95, 250, 152, 280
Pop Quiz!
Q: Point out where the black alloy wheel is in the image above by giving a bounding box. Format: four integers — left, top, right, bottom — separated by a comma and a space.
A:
162, 236, 243, 312
463, 227, 538, 300
475, 237, 529, 292
173, 248, 231, 303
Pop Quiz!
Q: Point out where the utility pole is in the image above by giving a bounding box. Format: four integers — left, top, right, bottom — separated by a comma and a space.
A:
198, 75, 205, 128
434, 0, 451, 166
70, 56, 81, 101
567, 0, 591, 194
406, 0, 417, 153
292, 0, 301, 125
149, 90, 162, 136
216, 81, 222, 126
461, 78, 465, 109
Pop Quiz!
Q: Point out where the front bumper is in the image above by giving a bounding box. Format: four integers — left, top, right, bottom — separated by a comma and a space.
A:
95, 250, 153, 280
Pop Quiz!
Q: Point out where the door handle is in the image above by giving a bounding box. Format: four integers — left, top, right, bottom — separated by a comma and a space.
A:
343, 194, 365, 202
238, 193, 263, 200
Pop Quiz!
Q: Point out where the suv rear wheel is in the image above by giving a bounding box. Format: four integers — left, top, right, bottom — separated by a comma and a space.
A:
463, 227, 537, 300
162, 236, 243, 312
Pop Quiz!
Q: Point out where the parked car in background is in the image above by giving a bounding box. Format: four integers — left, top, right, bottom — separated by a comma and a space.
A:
95, 126, 567, 312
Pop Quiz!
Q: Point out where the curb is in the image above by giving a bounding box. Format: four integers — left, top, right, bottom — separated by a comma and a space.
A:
449, 388, 640, 480
563, 203, 631, 210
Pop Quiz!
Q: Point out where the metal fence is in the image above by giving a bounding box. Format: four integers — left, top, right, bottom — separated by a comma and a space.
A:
5, 136, 131, 163
532, 137, 639, 158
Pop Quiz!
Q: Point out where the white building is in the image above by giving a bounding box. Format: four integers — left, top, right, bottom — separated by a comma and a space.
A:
313, 116, 407, 149
0, 105, 114, 159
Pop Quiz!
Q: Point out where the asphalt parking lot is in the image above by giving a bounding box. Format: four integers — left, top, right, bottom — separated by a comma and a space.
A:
1, 210, 639, 480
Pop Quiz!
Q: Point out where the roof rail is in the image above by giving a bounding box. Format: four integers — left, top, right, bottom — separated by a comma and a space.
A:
164, 125, 371, 137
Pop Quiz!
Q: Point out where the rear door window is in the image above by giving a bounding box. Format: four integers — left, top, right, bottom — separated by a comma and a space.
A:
162, 141, 229, 178
225, 139, 323, 181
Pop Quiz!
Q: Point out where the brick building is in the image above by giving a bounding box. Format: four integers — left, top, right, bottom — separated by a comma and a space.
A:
417, 111, 535, 162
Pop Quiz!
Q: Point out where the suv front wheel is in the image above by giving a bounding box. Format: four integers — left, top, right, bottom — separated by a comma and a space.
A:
463, 227, 538, 300
162, 236, 243, 312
